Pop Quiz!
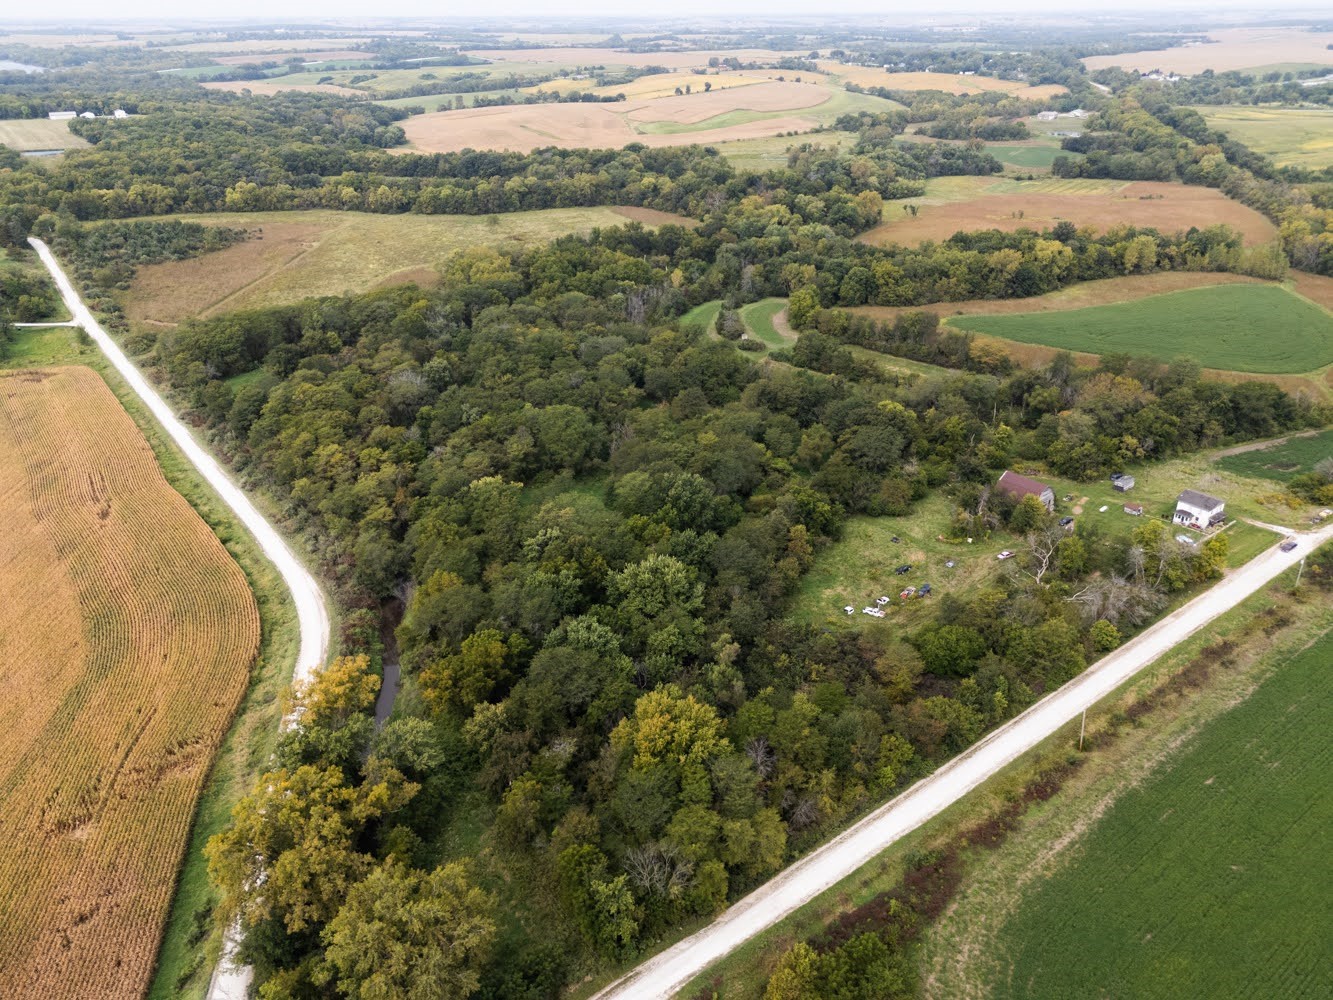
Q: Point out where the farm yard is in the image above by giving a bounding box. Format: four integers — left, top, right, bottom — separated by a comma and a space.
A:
946, 284, 1333, 374
1194, 106, 1333, 171
858, 176, 1278, 248
0, 367, 259, 1000
1082, 26, 1333, 74
971, 627, 1333, 1000
116, 206, 680, 321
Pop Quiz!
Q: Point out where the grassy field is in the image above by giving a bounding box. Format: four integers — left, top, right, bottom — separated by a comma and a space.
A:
1215, 427, 1333, 482
715, 129, 857, 172
860, 175, 1276, 248
0, 367, 259, 1000
680, 299, 722, 335
118, 206, 663, 320
977, 628, 1332, 999
948, 284, 1333, 374
1194, 105, 1333, 170
739, 297, 792, 348
0, 117, 91, 152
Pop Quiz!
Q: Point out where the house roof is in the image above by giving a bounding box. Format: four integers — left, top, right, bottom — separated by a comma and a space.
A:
1124, 502, 1143, 511
1177, 489, 1223, 509
997, 470, 1051, 499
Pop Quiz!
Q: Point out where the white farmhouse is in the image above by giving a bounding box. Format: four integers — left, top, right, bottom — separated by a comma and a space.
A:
1173, 489, 1225, 530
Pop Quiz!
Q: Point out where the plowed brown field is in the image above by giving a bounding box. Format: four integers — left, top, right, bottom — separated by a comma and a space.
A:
0, 367, 259, 1000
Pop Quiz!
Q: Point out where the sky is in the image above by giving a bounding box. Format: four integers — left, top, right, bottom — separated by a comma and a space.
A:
1, 0, 1324, 24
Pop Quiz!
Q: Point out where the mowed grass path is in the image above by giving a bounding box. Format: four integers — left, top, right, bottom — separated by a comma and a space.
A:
949, 284, 1333, 374
986, 629, 1333, 1000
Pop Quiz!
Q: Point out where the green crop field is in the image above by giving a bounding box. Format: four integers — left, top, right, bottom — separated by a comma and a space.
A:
984, 628, 1333, 1000
949, 284, 1333, 374
1215, 427, 1333, 482
983, 143, 1068, 169
1194, 105, 1333, 169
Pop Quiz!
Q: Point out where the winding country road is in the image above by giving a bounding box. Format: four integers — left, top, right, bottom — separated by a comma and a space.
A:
29, 238, 330, 1000
592, 520, 1333, 1000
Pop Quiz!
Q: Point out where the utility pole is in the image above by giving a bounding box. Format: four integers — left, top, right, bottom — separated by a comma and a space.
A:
1079, 708, 1087, 751
1295, 557, 1305, 588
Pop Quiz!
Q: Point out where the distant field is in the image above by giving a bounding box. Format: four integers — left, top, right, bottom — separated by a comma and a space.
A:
0, 367, 259, 1000
1216, 427, 1333, 482
118, 206, 682, 319
1083, 26, 1333, 74
396, 79, 899, 154
715, 129, 857, 172
1194, 105, 1333, 170
0, 117, 90, 152
949, 285, 1333, 374
981, 628, 1332, 999
859, 176, 1277, 247
816, 61, 1066, 99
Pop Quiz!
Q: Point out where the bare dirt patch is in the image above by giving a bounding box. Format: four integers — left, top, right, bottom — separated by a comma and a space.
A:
1083, 26, 1333, 75
860, 179, 1276, 247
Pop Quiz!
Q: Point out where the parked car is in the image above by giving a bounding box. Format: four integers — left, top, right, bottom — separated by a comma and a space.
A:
997, 550, 1014, 560
862, 606, 885, 618
1059, 516, 1074, 527
895, 564, 911, 575
917, 583, 932, 596
1110, 472, 1126, 482
945, 560, 955, 569
1176, 534, 1197, 546
1280, 539, 1298, 552
890, 536, 901, 543
876, 595, 890, 605
899, 587, 916, 599
844, 605, 855, 615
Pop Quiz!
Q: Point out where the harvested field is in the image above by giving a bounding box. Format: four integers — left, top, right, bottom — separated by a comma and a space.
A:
119, 207, 677, 319
1195, 106, 1333, 170
465, 47, 805, 71
860, 177, 1277, 247
949, 284, 1333, 374
0, 118, 90, 152
1083, 26, 1333, 75
201, 79, 364, 97
209, 48, 369, 65
817, 63, 1066, 99
0, 367, 259, 1000
623, 81, 830, 124
529, 70, 769, 101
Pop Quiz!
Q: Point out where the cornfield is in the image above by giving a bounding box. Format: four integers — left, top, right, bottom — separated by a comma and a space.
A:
0, 367, 259, 999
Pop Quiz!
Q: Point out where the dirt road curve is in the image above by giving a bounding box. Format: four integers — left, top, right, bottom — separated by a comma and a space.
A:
593, 522, 1333, 1000
29, 238, 330, 1000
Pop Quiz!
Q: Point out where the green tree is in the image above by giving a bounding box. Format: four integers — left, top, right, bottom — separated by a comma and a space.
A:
320, 860, 496, 1000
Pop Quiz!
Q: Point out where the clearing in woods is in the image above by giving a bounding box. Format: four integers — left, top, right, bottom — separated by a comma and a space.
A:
0, 366, 259, 1000
969, 627, 1333, 999
859, 176, 1277, 247
946, 284, 1333, 374
0, 117, 91, 152
117, 206, 682, 321
1193, 105, 1333, 170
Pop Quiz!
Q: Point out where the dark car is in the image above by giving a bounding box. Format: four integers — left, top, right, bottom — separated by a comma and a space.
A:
917, 583, 932, 596
1059, 516, 1074, 527
1110, 472, 1126, 482
1280, 539, 1298, 552
895, 564, 911, 575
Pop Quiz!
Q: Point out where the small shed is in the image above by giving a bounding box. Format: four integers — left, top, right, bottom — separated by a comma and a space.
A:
1123, 502, 1144, 516
1113, 475, 1135, 492
1174, 489, 1225, 529
997, 470, 1055, 512
47, 110, 76, 121
112, 108, 129, 119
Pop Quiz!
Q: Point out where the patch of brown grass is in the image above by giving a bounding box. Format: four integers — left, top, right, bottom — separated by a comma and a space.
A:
0, 367, 258, 999
610, 206, 700, 228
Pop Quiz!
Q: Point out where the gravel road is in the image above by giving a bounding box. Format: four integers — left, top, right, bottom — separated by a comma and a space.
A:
592, 522, 1333, 1000
30, 238, 331, 1000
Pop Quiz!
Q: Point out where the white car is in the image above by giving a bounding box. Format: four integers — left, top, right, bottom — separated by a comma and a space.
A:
876, 596, 890, 606
997, 550, 1014, 560
844, 605, 855, 615
862, 607, 885, 618
1175, 534, 1197, 546
1099, 505, 1109, 512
